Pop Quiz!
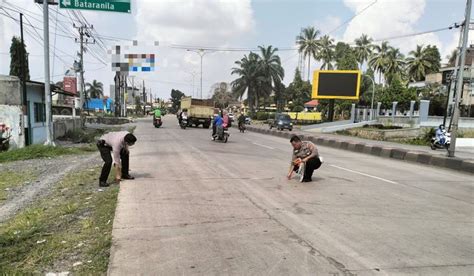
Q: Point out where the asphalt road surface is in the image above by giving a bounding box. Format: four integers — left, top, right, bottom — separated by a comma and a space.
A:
108, 116, 473, 276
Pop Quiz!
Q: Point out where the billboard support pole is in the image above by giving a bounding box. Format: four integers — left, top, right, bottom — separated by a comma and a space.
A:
328, 99, 335, 122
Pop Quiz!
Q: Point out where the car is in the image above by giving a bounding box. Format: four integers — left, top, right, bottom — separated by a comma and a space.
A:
245, 116, 251, 125
269, 113, 293, 131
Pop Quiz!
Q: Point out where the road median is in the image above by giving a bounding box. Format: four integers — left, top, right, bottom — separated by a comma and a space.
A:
244, 125, 474, 174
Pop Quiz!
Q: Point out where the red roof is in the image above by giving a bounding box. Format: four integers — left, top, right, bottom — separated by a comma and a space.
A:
304, 100, 319, 107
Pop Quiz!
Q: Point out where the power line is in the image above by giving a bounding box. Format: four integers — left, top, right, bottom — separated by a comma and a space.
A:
0, 9, 73, 67
326, 0, 379, 35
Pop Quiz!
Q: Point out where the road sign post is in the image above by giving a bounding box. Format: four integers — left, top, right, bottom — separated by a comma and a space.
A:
60, 0, 131, 13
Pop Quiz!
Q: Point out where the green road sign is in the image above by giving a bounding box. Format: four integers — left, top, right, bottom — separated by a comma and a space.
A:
60, 0, 131, 13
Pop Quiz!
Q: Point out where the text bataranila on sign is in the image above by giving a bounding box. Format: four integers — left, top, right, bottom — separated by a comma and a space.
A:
60, 0, 131, 13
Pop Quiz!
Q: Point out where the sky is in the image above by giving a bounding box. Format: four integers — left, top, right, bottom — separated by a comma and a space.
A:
0, 0, 471, 100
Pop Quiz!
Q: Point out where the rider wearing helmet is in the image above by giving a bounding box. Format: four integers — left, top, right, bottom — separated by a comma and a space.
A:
435, 124, 446, 145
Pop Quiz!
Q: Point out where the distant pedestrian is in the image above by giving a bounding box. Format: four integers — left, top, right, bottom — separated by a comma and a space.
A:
96, 131, 137, 187
287, 135, 322, 182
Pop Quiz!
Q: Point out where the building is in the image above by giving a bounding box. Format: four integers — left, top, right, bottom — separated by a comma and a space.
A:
0, 75, 66, 149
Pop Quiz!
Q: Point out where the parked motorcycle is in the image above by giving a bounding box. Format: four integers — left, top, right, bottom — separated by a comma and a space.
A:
213, 127, 229, 143
153, 117, 162, 128
430, 130, 451, 150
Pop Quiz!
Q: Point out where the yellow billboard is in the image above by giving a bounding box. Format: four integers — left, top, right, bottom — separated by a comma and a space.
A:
312, 70, 361, 100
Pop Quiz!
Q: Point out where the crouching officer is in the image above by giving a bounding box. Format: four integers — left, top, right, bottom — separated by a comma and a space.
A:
96, 131, 137, 187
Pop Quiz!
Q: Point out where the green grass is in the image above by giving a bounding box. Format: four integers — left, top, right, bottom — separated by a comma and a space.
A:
0, 166, 119, 274
458, 130, 474, 138
0, 144, 95, 163
0, 171, 36, 201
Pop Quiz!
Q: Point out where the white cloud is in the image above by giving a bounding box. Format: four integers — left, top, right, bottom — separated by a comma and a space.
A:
314, 15, 342, 37
342, 0, 442, 54
130, 0, 256, 99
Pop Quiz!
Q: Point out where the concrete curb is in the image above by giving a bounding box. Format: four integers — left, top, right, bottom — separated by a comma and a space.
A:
245, 125, 474, 174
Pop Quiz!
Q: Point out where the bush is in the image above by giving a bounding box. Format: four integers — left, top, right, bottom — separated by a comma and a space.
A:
292, 106, 304, 112
60, 128, 106, 143
256, 112, 274, 121
422, 127, 436, 142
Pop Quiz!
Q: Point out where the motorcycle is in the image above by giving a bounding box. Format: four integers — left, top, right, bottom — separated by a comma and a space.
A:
153, 116, 162, 128
238, 122, 246, 133
213, 127, 229, 143
180, 115, 188, 129
430, 131, 451, 150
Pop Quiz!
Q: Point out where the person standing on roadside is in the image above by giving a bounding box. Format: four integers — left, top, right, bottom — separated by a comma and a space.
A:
96, 131, 137, 187
287, 135, 322, 182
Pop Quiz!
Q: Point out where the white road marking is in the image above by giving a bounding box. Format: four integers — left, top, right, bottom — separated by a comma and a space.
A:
329, 164, 398, 184
252, 142, 275, 150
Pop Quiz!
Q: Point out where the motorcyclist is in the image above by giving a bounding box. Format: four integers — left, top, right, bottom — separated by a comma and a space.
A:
435, 124, 446, 145
212, 112, 223, 139
179, 109, 188, 126
153, 108, 162, 120
222, 110, 230, 129
237, 112, 245, 130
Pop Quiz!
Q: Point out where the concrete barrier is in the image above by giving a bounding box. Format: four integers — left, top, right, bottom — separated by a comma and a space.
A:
53, 117, 81, 139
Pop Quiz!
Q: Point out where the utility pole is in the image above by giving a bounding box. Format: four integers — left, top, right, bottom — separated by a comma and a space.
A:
142, 80, 146, 115
445, 23, 463, 128
41, 0, 56, 145
19, 13, 31, 146
448, 0, 472, 157
74, 24, 95, 115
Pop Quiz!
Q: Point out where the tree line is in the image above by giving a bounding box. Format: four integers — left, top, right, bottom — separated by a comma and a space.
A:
230, 26, 447, 117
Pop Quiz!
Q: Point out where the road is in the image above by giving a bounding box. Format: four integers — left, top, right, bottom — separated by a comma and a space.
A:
108, 116, 474, 275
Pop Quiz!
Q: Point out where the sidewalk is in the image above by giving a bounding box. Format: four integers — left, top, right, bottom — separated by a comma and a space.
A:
245, 124, 474, 174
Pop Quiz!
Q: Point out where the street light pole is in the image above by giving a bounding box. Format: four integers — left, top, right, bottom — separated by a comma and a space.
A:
187, 49, 211, 99
185, 71, 197, 97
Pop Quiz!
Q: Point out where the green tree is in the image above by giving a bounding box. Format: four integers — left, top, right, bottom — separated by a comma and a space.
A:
424, 45, 441, 74
170, 89, 185, 113
317, 35, 335, 70
86, 80, 104, 98
376, 78, 417, 111
354, 34, 373, 70
231, 52, 262, 113
385, 48, 405, 85
296, 26, 320, 80
446, 49, 457, 67
335, 44, 358, 70
232, 46, 284, 113
286, 68, 312, 111
274, 81, 286, 112
406, 45, 434, 82
258, 45, 284, 90
369, 41, 391, 84
9, 36, 30, 80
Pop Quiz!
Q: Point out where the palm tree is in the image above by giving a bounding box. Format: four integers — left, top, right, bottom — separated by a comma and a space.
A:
258, 45, 285, 99
317, 35, 335, 70
231, 53, 261, 113
385, 48, 405, 84
86, 80, 104, 98
406, 45, 433, 82
296, 26, 320, 80
369, 41, 391, 84
354, 34, 373, 69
